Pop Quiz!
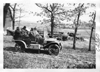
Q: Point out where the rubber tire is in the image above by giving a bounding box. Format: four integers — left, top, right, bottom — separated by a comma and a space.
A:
15, 43, 21, 51
48, 44, 60, 56
15, 43, 25, 52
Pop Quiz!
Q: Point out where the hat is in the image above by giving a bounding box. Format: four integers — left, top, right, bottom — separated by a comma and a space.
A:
31, 28, 33, 31
33, 27, 37, 30
23, 26, 26, 29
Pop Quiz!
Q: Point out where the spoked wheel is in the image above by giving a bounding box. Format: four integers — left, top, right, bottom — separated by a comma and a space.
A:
15, 43, 25, 52
15, 43, 21, 51
48, 44, 60, 56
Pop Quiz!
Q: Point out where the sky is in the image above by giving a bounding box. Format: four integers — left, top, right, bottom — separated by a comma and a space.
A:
14, 3, 96, 23
15, 3, 42, 22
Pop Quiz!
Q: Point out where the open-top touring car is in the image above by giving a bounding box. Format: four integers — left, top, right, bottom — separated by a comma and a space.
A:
8, 28, 62, 56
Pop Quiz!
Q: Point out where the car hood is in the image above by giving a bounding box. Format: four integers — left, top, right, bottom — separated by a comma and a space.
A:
45, 38, 59, 44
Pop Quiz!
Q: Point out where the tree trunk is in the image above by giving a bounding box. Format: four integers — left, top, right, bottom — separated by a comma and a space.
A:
12, 9, 15, 30
89, 12, 96, 51
12, 20, 15, 30
51, 13, 54, 38
88, 26, 94, 51
73, 26, 78, 49
73, 11, 80, 49
10, 3, 16, 30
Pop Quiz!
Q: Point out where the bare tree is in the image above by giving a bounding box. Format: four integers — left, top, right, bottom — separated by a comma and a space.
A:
88, 11, 96, 51
71, 3, 96, 50
35, 3, 65, 37
9, 3, 17, 30
3, 3, 26, 30
15, 4, 26, 27
73, 4, 84, 49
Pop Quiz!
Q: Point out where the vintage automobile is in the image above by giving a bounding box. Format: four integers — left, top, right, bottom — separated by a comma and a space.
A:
9, 29, 62, 56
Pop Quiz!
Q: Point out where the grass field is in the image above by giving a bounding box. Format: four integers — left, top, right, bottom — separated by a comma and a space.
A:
3, 34, 96, 69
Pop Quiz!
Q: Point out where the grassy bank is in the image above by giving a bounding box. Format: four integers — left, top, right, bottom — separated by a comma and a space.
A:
3, 35, 95, 69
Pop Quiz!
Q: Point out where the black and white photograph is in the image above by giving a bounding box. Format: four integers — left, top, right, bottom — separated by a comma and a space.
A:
2, 1, 98, 69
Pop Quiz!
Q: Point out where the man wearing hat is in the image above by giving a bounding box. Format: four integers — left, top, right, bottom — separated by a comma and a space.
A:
21, 26, 29, 38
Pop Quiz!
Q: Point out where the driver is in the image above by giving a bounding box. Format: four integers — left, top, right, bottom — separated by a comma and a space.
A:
21, 26, 29, 39
33, 28, 43, 44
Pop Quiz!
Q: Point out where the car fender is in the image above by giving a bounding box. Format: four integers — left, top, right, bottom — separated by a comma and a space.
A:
14, 40, 27, 48
43, 42, 60, 49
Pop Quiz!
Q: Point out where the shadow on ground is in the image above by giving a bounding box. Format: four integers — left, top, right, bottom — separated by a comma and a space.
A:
4, 47, 49, 55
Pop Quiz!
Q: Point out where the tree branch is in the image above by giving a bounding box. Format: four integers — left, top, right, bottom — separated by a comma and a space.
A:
14, 3, 17, 10
93, 11, 96, 21
9, 5, 14, 10
35, 3, 51, 12
9, 3, 17, 10
43, 6, 51, 12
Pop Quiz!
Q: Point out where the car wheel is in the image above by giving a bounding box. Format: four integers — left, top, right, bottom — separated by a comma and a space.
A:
15, 43, 25, 52
15, 43, 21, 51
48, 44, 60, 56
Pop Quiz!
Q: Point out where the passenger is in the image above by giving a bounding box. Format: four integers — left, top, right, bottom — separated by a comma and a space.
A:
29, 28, 35, 40
21, 26, 30, 45
21, 26, 29, 38
14, 27, 21, 40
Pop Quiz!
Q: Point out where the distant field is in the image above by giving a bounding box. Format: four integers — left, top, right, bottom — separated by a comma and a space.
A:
5, 20, 95, 39
55, 28, 95, 39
